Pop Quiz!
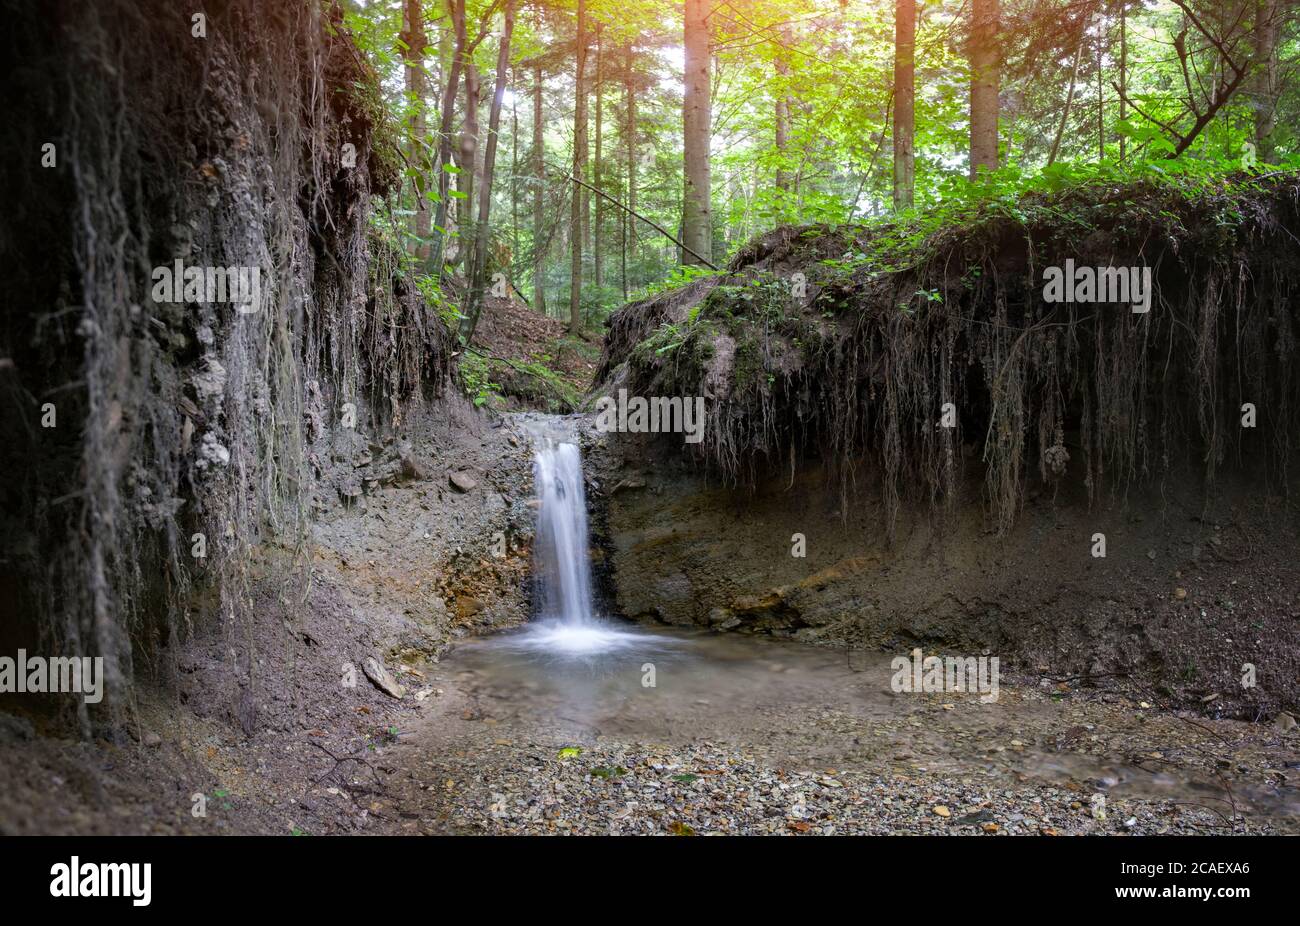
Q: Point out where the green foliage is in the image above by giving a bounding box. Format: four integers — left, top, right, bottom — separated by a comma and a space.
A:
459, 353, 502, 408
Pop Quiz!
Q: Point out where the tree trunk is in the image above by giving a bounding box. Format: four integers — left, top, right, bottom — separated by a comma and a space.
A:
431, 0, 467, 274
892, 0, 915, 209
968, 0, 1000, 179
1096, 11, 1105, 161
462, 0, 516, 344
682, 0, 712, 266
403, 0, 431, 259
594, 23, 604, 289
623, 40, 636, 301
510, 64, 519, 269
1252, 0, 1282, 162
569, 0, 588, 334
532, 6, 546, 317
773, 28, 792, 201
1047, 12, 1089, 167
458, 60, 481, 271
1119, 0, 1127, 160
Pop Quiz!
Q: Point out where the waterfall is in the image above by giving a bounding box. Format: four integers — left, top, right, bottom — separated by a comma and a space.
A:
532, 440, 596, 625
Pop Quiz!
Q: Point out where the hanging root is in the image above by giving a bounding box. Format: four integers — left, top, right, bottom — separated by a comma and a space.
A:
599, 176, 1300, 542
0, 0, 453, 727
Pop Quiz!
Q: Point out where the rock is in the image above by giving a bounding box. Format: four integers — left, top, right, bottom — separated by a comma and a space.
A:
1089, 794, 1106, 820
707, 607, 734, 626
611, 477, 646, 493
932, 805, 950, 817
448, 471, 477, 493
455, 596, 485, 620
1274, 711, 1296, 733
1174, 587, 1187, 600
143, 732, 162, 748
400, 452, 428, 482
362, 658, 406, 700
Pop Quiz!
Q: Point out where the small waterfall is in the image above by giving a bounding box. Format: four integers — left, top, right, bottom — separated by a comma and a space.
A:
532, 440, 596, 625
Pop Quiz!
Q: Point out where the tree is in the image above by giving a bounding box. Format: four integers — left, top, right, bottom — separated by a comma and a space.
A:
569, 0, 589, 334
462, 0, 516, 344
430, 0, 467, 273
594, 23, 605, 289
1252, 0, 1283, 162
532, 5, 546, 315
892, 0, 915, 209
402, 0, 431, 258
969, 0, 1000, 178
774, 23, 792, 198
682, 0, 713, 266
623, 39, 637, 300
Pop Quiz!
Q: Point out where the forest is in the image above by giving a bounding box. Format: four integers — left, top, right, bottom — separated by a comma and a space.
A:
348, 0, 1297, 344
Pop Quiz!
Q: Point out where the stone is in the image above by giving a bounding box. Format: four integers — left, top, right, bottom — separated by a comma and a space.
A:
363, 657, 406, 700
455, 596, 485, 620
448, 471, 477, 493
1274, 711, 1296, 733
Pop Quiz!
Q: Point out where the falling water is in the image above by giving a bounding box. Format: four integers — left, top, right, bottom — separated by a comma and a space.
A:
532, 440, 596, 625
507, 431, 656, 656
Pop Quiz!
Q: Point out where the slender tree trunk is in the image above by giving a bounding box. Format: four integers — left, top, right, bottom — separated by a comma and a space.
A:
623, 41, 636, 300
431, 0, 467, 274
1096, 12, 1105, 161
682, 0, 712, 266
532, 6, 546, 316
569, 0, 588, 334
968, 0, 1000, 178
1047, 12, 1089, 166
511, 65, 519, 269
892, 0, 915, 209
774, 27, 791, 198
594, 23, 604, 289
403, 0, 431, 258
1253, 0, 1282, 162
1119, 0, 1127, 160
459, 60, 481, 271
462, 0, 516, 344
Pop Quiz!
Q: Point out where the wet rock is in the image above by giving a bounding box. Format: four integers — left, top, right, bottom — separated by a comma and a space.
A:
363, 658, 406, 700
